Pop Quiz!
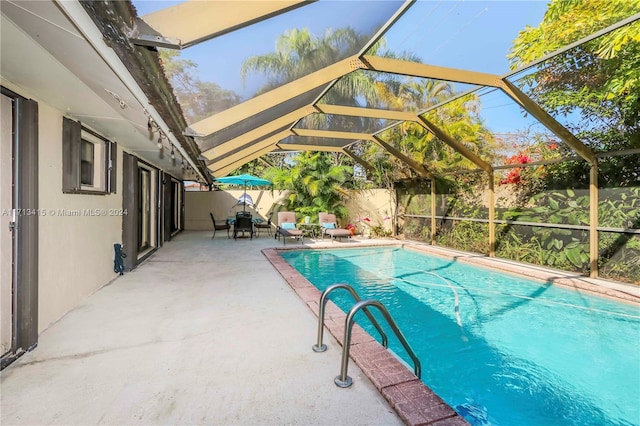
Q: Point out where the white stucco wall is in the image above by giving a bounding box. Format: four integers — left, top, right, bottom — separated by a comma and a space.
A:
185, 190, 288, 230
185, 188, 395, 233
345, 189, 395, 233
37, 103, 124, 332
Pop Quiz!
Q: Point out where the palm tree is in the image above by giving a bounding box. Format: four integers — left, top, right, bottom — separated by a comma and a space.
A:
241, 27, 390, 207
422, 94, 499, 170
264, 152, 351, 219
243, 28, 395, 136
241, 27, 373, 94
241, 27, 496, 187
362, 75, 500, 179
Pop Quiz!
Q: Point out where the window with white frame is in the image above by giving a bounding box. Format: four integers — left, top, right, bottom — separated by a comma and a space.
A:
80, 131, 107, 191
63, 117, 116, 194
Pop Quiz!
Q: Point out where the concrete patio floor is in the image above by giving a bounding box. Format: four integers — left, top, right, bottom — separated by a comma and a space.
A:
0, 231, 404, 425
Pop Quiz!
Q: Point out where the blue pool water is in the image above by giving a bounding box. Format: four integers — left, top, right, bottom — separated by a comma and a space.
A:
280, 247, 640, 426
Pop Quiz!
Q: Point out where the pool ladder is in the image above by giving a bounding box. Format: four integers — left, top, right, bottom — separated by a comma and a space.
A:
313, 283, 421, 388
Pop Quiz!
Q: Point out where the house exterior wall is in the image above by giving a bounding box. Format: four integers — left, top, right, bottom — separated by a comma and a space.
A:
37, 102, 124, 332
2, 4, 191, 351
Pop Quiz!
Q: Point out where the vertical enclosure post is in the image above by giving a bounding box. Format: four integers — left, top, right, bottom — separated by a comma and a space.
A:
589, 163, 599, 278
488, 171, 495, 257
431, 178, 436, 245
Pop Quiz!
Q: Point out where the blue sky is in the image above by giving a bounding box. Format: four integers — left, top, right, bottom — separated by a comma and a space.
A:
133, 1, 551, 133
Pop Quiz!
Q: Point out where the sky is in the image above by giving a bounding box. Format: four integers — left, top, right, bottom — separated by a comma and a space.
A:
132, 0, 551, 134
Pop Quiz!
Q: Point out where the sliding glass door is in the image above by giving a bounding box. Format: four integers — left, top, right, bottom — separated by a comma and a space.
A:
137, 167, 151, 252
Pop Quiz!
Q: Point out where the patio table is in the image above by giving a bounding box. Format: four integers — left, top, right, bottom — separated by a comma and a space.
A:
298, 223, 320, 238
227, 217, 263, 225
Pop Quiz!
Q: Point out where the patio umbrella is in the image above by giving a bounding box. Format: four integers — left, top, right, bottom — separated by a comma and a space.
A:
215, 174, 272, 211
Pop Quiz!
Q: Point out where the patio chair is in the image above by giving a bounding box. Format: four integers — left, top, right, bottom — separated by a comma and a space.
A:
275, 211, 303, 245
233, 212, 254, 240
210, 213, 231, 239
319, 212, 351, 242
255, 211, 273, 237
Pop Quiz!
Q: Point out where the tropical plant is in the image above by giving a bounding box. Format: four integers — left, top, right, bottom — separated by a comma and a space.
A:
393, 1, 640, 283
263, 151, 351, 220
508, 0, 640, 155
436, 221, 489, 254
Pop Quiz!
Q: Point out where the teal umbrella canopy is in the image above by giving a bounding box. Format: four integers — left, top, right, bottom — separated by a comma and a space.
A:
215, 174, 271, 211
214, 174, 271, 187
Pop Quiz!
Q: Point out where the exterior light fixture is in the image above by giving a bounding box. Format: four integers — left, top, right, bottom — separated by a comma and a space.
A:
157, 133, 163, 149
170, 146, 175, 160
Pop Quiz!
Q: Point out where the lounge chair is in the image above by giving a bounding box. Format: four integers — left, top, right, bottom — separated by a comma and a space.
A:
275, 211, 303, 245
210, 213, 231, 239
319, 212, 351, 242
233, 212, 254, 240
255, 211, 273, 237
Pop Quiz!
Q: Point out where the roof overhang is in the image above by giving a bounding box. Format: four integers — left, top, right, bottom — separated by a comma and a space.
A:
131, 1, 314, 49
1, 0, 211, 183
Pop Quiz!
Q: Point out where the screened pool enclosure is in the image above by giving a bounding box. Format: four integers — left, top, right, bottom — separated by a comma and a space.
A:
89, 0, 639, 283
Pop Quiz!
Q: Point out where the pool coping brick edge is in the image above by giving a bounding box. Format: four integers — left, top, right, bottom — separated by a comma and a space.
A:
263, 241, 639, 425
262, 247, 468, 426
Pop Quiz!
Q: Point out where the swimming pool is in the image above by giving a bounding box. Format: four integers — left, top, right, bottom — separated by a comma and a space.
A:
280, 246, 640, 426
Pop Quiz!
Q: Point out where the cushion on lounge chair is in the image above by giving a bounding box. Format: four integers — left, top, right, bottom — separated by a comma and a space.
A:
324, 228, 352, 241
318, 213, 351, 241
276, 212, 304, 245
325, 228, 351, 235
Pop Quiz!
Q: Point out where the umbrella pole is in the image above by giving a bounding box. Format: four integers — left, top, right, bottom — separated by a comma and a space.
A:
243, 182, 247, 211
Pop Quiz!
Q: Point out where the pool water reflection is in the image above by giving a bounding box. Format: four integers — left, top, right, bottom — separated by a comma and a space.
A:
281, 247, 640, 426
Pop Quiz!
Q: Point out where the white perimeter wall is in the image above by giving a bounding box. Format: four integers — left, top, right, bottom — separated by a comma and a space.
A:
185, 189, 289, 230
344, 189, 395, 233
38, 102, 124, 332
185, 188, 394, 232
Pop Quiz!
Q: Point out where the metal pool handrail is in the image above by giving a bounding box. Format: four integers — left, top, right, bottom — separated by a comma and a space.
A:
335, 299, 422, 388
313, 283, 388, 352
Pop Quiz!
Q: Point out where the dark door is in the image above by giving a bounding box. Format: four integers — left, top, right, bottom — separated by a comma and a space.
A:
1, 93, 14, 359
1, 88, 38, 369
137, 167, 151, 252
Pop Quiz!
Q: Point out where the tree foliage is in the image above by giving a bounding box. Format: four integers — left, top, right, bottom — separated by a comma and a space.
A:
263, 152, 351, 219
235, 26, 494, 191
509, 0, 640, 141
508, 0, 640, 191
159, 50, 241, 124
509, 0, 640, 65
239, 26, 492, 187
241, 27, 374, 94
